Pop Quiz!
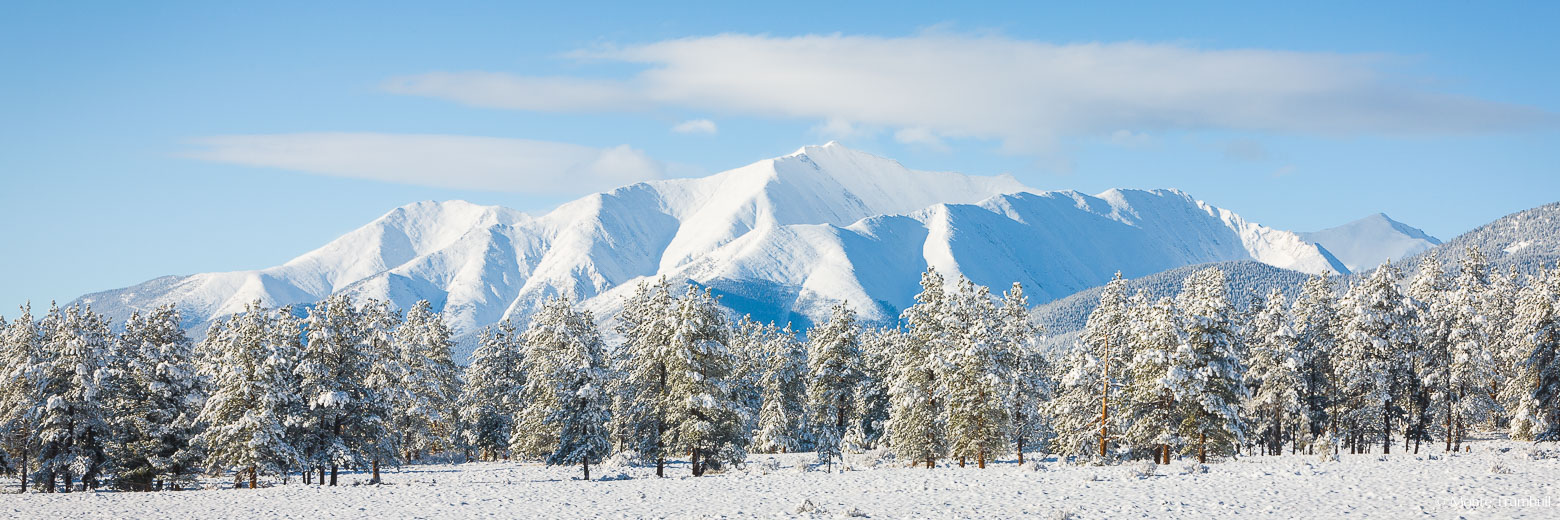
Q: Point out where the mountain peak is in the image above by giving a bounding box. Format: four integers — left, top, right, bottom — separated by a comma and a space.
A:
1299, 213, 1441, 272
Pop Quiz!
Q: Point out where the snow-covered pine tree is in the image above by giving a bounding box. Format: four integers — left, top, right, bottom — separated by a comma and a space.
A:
805, 301, 863, 469
752, 322, 807, 454
511, 297, 610, 479
296, 294, 386, 486
357, 299, 402, 483
1045, 272, 1131, 462
888, 267, 949, 468
391, 300, 461, 462
111, 305, 204, 490
1438, 251, 1500, 451
193, 301, 304, 489
1122, 293, 1182, 464
1000, 282, 1048, 465
662, 287, 746, 476
1410, 254, 1454, 453
1290, 272, 1340, 451
1519, 267, 1560, 441
32, 303, 114, 492
609, 277, 678, 476
1169, 267, 1245, 463
1487, 265, 1525, 423
456, 321, 523, 461
943, 279, 1009, 469
1334, 261, 1418, 455
1242, 289, 1306, 456
849, 325, 895, 452
0, 303, 43, 492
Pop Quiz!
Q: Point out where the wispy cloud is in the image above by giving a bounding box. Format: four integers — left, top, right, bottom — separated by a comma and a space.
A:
181, 133, 666, 194
386, 34, 1558, 155
671, 118, 718, 134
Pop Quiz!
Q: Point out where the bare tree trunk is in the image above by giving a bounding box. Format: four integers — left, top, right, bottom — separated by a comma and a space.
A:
248, 466, 257, 489
1016, 438, 1025, 465
330, 463, 338, 486
18, 446, 27, 493
371, 459, 380, 484
1382, 400, 1392, 455
978, 449, 986, 469
318, 466, 325, 485
583, 458, 590, 481
1198, 433, 1207, 464
958, 456, 965, 468
1099, 339, 1110, 459
691, 448, 701, 477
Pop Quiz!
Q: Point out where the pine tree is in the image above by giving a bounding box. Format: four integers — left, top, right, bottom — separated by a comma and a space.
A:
296, 295, 388, 486
391, 300, 461, 462
0, 303, 43, 492
1290, 272, 1340, 451
512, 297, 611, 479
850, 326, 895, 452
805, 302, 862, 469
32, 303, 115, 492
1046, 272, 1130, 462
609, 278, 678, 476
661, 287, 746, 476
357, 299, 402, 483
1242, 289, 1306, 455
943, 280, 1009, 469
1440, 252, 1500, 450
1335, 261, 1418, 455
111, 305, 204, 490
888, 267, 948, 468
751, 322, 807, 454
457, 321, 523, 461
1122, 293, 1182, 463
1520, 267, 1560, 441
193, 301, 304, 489
1169, 267, 1244, 463
1000, 282, 1048, 465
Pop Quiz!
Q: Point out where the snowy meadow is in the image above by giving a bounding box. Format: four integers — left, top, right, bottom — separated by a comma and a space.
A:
7, 438, 1560, 519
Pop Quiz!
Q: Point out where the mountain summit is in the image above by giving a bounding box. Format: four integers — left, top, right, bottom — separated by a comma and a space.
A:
76, 144, 1346, 358
1299, 213, 1442, 272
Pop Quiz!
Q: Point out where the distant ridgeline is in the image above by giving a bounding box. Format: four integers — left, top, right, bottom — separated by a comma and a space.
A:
1395, 201, 1560, 277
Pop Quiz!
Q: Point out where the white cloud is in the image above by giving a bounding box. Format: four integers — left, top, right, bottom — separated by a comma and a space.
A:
893, 127, 949, 151
671, 118, 718, 134
182, 133, 665, 194
387, 34, 1557, 155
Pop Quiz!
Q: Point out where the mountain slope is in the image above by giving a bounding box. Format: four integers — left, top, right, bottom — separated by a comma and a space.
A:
1299, 213, 1441, 272
75, 143, 1345, 359
1397, 201, 1560, 276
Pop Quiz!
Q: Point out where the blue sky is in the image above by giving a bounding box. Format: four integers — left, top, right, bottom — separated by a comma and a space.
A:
2, 1, 1557, 307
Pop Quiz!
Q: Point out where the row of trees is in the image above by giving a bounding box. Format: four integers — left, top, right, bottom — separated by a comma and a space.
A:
1051, 249, 1560, 465
0, 297, 460, 492
2, 249, 1557, 491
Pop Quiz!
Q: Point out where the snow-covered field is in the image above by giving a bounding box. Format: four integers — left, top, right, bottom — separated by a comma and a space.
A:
6, 437, 1559, 519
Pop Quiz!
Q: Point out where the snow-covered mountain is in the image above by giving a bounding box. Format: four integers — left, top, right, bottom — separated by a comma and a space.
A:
1298, 213, 1441, 272
75, 143, 1346, 357
1397, 200, 1560, 276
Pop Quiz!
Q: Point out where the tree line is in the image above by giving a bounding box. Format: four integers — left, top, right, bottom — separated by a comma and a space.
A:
1, 248, 1558, 492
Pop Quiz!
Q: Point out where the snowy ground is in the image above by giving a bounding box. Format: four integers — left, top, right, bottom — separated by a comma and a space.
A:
6, 437, 1560, 519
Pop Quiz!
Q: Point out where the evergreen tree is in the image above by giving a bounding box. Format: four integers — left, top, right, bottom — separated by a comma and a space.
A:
193, 301, 303, 489
391, 300, 461, 461
849, 326, 895, 452
662, 287, 746, 476
1242, 289, 1306, 455
1046, 272, 1130, 462
111, 305, 204, 490
1169, 267, 1244, 463
751, 322, 807, 454
1520, 267, 1560, 441
358, 299, 402, 483
609, 278, 678, 476
457, 321, 522, 461
0, 303, 43, 492
1122, 293, 1182, 463
1000, 282, 1049, 464
296, 295, 388, 486
943, 280, 1009, 468
1335, 261, 1418, 454
33, 303, 114, 492
888, 267, 949, 468
805, 302, 862, 469
1290, 272, 1340, 451
514, 297, 610, 480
